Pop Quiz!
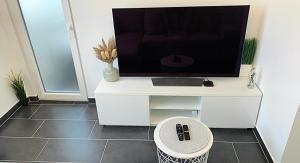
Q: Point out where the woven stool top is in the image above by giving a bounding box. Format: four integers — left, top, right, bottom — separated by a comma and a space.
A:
154, 116, 213, 159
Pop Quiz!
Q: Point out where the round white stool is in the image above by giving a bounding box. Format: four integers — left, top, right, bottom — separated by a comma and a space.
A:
154, 116, 213, 163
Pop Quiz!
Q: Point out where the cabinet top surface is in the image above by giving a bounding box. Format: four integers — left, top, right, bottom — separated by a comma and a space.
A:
95, 77, 262, 97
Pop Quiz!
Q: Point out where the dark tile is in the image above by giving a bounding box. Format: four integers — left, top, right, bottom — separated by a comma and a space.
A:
0, 101, 21, 126
11, 105, 39, 119
38, 100, 75, 104
211, 128, 257, 142
34, 120, 94, 138
73, 101, 89, 104
0, 119, 43, 137
37, 139, 106, 163
208, 142, 238, 163
0, 137, 46, 161
80, 104, 98, 120
234, 143, 268, 163
149, 126, 155, 140
31, 104, 86, 120
90, 125, 148, 139
102, 140, 158, 163
253, 128, 274, 163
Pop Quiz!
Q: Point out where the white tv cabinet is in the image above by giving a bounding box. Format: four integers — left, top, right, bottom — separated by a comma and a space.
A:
95, 77, 262, 128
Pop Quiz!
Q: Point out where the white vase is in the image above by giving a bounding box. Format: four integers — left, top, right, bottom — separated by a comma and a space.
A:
103, 63, 119, 82
247, 67, 256, 89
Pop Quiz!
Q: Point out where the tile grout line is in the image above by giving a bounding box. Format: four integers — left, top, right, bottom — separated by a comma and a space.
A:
99, 140, 108, 163
9, 117, 30, 120
32, 103, 78, 106
34, 139, 49, 161
0, 105, 22, 128
10, 118, 96, 121
28, 105, 42, 119
214, 140, 258, 143
88, 120, 97, 139
87, 138, 154, 141
0, 136, 45, 139
8, 118, 47, 121
9, 105, 22, 117
232, 143, 240, 163
0, 160, 80, 163
0, 135, 154, 141
28, 103, 40, 105
252, 129, 270, 163
31, 120, 45, 137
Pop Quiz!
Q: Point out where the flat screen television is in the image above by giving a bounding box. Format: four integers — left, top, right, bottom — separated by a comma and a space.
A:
112, 6, 250, 77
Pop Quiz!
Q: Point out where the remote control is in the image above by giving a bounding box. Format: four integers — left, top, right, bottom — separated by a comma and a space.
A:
176, 124, 183, 133
183, 125, 189, 132
178, 133, 184, 141
183, 125, 190, 140
184, 132, 190, 140
176, 124, 184, 141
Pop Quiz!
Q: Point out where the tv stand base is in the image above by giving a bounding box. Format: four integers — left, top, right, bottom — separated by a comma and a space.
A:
95, 77, 262, 128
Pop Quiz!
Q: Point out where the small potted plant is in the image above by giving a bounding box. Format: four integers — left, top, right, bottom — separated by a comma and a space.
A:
93, 37, 119, 82
8, 71, 28, 106
241, 38, 257, 75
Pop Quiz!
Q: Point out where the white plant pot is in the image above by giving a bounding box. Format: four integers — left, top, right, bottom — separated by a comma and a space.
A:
239, 64, 253, 77
103, 63, 119, 82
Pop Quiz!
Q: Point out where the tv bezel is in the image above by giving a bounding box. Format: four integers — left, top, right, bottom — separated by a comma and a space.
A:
112, 5, 250, 77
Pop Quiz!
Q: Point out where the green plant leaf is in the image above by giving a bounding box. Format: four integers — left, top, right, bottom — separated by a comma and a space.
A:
241, 38, 257, 64
8, 71, 27, 105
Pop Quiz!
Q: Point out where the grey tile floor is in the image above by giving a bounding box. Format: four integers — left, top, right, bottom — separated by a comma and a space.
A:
0, 104, 269, 163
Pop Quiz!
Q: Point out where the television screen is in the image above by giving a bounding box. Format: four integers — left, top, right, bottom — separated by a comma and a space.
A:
112, 6, 249, 77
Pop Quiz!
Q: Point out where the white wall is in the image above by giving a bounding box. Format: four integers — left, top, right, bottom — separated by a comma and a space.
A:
69, 0, 266, 97
0, 0, 34, 117
254, 0, 300, 162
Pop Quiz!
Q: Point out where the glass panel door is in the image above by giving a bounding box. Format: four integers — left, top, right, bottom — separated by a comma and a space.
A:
19, 0, 79, 93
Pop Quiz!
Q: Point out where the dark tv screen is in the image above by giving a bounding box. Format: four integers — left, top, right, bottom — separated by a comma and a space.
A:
112, 6, 249, 77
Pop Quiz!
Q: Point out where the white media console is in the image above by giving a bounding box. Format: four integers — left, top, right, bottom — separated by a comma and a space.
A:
95, 77, 262, 128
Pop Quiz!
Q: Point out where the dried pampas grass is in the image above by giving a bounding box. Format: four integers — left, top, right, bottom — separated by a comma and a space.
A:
93, 37, 117, 63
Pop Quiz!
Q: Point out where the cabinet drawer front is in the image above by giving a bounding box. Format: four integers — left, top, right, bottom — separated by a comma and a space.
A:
201, 96, 261, 128
96, 95, 149, 126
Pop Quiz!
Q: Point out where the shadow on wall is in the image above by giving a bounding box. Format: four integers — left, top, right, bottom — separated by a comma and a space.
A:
252, 4, 266, 86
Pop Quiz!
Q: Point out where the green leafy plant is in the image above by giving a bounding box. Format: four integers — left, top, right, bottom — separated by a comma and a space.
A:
8, 72, 28, 106
242, 38, 257, 64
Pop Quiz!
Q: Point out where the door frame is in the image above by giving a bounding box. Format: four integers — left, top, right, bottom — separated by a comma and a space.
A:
6, 0, 88, 101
